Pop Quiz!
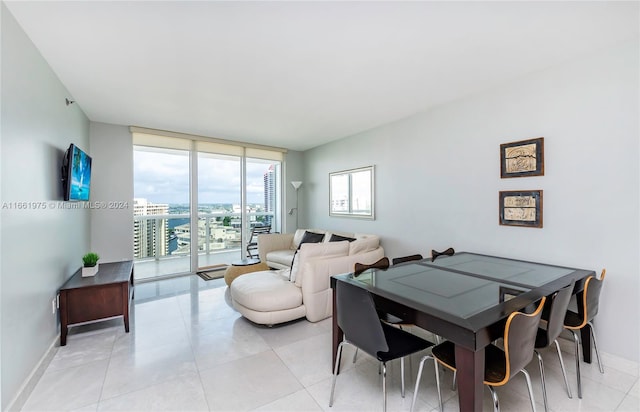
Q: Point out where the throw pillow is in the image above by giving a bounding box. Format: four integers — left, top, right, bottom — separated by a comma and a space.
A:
300, 231, 325, 245
329, 233, 356, 243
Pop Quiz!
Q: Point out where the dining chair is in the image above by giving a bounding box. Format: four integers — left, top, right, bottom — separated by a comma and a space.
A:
411, 297, 547, 412
387, 254, 423, 326
564, 269, 606, 398
354, 256, 390, 276
354, 256, 416, 334
352, 258, 394, 364
245, 225, 271, 258
329, 281, 435, 412
351, 255, 433, 368
431, 247, 455, 262
534, 280, 575, 412
392, 254, 423, 265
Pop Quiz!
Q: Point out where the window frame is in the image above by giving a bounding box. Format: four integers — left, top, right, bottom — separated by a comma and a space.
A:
329, 165, 375, 219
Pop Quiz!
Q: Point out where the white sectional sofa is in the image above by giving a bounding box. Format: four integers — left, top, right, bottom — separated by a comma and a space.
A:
257, 229, 381, 270
229, 229, 384, 325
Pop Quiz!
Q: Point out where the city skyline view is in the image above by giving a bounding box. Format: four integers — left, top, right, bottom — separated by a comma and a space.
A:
133, 147, 279, 277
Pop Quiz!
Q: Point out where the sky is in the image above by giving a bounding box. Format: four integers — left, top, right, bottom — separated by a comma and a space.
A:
133, 149, 275, 204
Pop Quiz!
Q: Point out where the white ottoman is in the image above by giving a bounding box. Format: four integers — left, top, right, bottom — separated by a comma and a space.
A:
230, 270, 306, 326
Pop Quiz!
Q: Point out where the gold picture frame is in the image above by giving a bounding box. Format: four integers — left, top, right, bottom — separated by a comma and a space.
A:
500, 137, 544, 178
499, 190, 543, 228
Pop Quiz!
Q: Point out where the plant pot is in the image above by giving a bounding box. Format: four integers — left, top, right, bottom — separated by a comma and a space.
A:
82, 263, 99, 277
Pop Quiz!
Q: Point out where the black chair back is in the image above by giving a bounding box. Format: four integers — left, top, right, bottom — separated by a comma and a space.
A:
585, 271, 606, 322
336, 281, 389, 357
503, 297, 546, 382
392, 254, 423, 265
545, 281, 575, 344
431, 247, 455, 262
354, 257, 390, 276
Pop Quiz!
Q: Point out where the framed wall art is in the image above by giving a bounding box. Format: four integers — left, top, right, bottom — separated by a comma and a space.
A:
500, 137, 544, 178
499, 190, 543, 228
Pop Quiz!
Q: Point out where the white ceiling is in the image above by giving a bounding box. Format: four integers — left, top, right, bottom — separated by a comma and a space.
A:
5, 1, 638, 151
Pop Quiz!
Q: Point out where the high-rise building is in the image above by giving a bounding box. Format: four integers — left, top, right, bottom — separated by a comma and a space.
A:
172, 217, 241, 254
263, 165, 276, 227
133, 198, 169, 259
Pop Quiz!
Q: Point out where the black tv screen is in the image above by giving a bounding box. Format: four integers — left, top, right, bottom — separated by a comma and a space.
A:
62, 144, 92, 201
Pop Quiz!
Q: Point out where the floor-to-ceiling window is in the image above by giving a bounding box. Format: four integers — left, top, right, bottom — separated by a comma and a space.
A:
132, 129, 284, 281
133, 145, 191, 280
197, 150, 242, 269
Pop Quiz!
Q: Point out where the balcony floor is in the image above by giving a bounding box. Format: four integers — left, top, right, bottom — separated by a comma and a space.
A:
135, 249, 245, 281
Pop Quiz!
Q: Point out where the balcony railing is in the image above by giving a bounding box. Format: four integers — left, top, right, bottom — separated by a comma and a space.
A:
133, 212, 274, 280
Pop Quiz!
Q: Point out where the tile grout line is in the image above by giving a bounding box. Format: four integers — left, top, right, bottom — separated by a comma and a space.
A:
95, 325, 120, 410
177, 292, 214, 411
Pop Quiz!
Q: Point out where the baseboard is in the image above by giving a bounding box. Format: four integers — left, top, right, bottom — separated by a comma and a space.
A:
5, 334, 59, 412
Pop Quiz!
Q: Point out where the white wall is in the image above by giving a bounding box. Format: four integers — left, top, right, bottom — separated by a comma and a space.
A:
303, 40, 639, 361
1, 4, 91, 409
284, 150, 304, 232
89, 122, 134, 262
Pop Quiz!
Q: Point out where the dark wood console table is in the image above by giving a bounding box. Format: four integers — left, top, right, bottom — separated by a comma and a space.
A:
59, 260, 134, 346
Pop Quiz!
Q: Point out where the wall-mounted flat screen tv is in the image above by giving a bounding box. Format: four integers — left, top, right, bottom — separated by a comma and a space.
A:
62, 143, 92, 201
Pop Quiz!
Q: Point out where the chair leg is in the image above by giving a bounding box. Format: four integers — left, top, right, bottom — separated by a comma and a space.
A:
553, 339, 573, 399
588, 321, 605, 374
434, 358, 442, 411
535, 350, 548, 412
396, 324, 414, 388
398, 356, 404, 398
452, 370, 457, 391
411, 355, 440, 412
329, 341, 346, 407
488, 386, 500, 412
521, 368, 537, 412
410, 357, 424, 412
382, 361, 387, 412
570, 330, 583, 399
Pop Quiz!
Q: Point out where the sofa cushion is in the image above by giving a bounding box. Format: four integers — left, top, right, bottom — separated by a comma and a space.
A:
266, 249, 296, 267
289, 231, 326, 279
293, 241, 350, 286
349, 235, 380, 255
230, 270, 302, 312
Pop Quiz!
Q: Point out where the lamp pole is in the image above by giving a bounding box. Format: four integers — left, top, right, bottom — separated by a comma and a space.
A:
290, 181, 302, 229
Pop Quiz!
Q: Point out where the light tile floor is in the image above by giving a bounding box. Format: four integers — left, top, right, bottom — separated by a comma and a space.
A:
21, 276, 640, 411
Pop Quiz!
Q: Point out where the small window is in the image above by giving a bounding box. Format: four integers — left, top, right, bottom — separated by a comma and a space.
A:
329, 166, 374, 219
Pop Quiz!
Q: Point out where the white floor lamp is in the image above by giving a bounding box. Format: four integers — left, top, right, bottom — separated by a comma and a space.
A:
289, 181, 303, 229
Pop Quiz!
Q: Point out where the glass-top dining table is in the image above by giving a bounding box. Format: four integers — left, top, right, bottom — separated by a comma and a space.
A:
330, 252, 595, 411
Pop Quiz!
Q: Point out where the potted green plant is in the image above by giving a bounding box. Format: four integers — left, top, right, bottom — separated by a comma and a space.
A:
81, 252, 100, 277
